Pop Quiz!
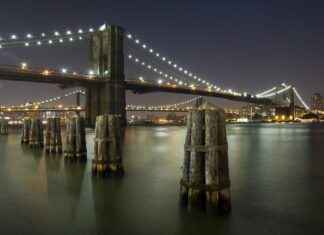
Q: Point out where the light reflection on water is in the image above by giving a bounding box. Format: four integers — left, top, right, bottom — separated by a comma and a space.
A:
0, 124, 324, 234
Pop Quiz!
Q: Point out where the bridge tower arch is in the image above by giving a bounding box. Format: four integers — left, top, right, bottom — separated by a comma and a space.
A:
86, 25, 126, 126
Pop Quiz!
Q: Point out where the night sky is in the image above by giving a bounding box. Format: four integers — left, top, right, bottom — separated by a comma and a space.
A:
0, 0, 323, 107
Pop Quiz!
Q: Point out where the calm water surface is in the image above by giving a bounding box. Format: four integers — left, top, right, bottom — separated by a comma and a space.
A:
0, 124, 324, 234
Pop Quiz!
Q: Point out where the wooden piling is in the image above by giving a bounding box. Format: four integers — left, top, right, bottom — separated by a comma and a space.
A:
45, 118, 62, 154
64, 117, 87, 161
29, 118, 43, 148
21, 118, 31, 144
187, 111, 206, 209
92, 114, 124, 177
0, 119, 9, 135
180, 102, 231, 214
180, 112, 192, 205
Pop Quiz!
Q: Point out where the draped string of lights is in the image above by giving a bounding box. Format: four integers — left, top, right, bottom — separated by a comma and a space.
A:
127, 53, 191, 88
126, 96, 201, 111
255, 83, 310, 110
281, 83, 310, 110
125, 32, 250, 97
31, 89, 84, 107
260, 85, 292, 98
1, 89, 84, 109
256, 87, 278, 98
128, 53, 244, 97
0, 27, 95, 49
293, 88, 310, 110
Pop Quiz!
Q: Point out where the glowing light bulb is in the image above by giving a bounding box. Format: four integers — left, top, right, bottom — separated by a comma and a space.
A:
21, 62, 27, 70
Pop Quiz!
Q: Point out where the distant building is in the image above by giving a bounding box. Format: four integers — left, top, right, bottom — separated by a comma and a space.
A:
311, 93, 323, 111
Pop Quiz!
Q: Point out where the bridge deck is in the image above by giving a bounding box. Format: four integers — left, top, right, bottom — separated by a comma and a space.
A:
0, 67, 272, 105
0, 66, 102, 86
126, 81, 272, 105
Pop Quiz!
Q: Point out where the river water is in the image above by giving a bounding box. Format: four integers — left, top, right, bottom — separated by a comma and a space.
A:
0, 124, 324, 234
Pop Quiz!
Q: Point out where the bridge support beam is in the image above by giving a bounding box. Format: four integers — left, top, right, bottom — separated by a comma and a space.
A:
86, 25, 126, 127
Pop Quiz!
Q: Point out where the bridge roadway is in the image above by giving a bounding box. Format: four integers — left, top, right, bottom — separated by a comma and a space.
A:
0, 107, 83, 113
0, 106, 190, 113
0, 66, 272, 105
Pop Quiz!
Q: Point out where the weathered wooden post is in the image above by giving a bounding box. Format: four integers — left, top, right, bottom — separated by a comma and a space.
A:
0, 119, 8, 135
75, 117, 87, 159
180, 112, 192, 205
45, 117, 62, 154
180, 102, 231, 214
29, 118, 44, 148
64, 117, 87, 161
21, 118, 31, 144
92, 114, 124, 176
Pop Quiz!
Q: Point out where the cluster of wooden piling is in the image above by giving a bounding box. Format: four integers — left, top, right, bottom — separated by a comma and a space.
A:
45, 118, 62, 154
0, 119, 8, 135
180, 103, 231, 214
64, 117, 87, 161
92, 115, 124, 176
21, 118, 44, 147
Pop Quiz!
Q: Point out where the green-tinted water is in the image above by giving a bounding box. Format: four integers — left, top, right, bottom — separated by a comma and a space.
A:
0, 124, 324, 234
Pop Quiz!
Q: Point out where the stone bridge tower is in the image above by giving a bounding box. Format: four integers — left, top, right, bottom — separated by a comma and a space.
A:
85, 25, 126, 127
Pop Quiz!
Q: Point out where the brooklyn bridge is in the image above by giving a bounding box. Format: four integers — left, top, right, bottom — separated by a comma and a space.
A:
0, 24, 310, 124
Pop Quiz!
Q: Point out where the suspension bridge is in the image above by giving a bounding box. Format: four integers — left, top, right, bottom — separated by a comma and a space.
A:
0, 23, 311, 125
